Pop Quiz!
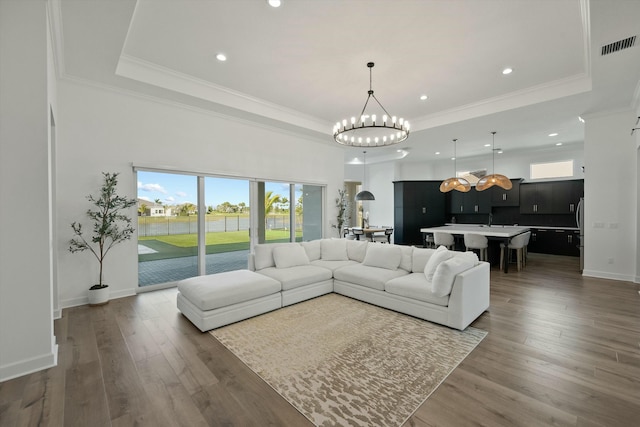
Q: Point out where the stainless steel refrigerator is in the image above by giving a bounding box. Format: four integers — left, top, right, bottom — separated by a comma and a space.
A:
576, 197, 584, 272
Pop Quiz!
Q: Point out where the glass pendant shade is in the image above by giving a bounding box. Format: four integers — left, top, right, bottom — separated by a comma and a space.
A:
440, 138, 471, 193
476, 131, 511, 191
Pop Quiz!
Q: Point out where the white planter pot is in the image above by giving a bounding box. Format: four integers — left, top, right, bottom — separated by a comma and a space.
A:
88, 286, 109, 306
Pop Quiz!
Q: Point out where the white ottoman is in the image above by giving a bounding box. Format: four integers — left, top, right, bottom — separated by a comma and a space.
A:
176, 269, 282, 331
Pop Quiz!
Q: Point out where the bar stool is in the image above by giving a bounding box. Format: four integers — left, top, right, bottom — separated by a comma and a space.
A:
500, 231, 531, 271
464, 233, 488, 261
433, 232, 455, 250
352, 228, 364, 241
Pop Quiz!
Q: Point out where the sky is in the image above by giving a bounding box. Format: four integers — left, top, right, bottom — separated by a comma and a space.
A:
137, 171, 296, 207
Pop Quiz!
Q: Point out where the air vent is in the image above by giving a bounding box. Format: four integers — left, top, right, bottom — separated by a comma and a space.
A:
601, 36, 636, 56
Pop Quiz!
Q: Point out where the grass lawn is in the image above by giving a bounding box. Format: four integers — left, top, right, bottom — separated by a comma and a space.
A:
138, 230, 302, 261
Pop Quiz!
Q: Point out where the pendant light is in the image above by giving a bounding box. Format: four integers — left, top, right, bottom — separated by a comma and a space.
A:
440, 138, 471, 193
476, 131, 512, 191
355, 151, 375, 201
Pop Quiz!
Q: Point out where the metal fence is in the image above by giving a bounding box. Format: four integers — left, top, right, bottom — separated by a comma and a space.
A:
138, 215, 302, 237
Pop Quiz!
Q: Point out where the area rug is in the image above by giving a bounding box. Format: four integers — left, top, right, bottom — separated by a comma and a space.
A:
210, 294, 487, 427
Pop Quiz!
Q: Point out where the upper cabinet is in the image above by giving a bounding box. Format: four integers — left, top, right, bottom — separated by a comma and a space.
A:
520, 180, 583, 214
448, 189, 491, 214
490, 179, 522, 207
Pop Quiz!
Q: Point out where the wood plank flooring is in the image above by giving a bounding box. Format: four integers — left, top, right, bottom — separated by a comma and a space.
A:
1, 253, 639, 426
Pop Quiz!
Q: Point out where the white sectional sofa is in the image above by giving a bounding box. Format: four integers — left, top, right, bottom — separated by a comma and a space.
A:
177, 238, 490, 332
247, 238, 490, 330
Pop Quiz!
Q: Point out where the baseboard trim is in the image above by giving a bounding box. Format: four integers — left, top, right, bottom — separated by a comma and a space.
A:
582, 269, 636, 283
0, 344, 58, 382
60, 288, 136, 310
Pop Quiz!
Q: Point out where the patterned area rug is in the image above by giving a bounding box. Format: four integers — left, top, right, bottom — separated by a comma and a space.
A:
210, 293, 487, 427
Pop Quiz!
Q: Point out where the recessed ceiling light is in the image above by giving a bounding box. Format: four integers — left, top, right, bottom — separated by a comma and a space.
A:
420, 94, 428, 101
578, 116, 585, 123
451, 157, 456, 161
216, 53, 227, 62
497, 150, 503, 154
484, 143, 491, 147
548, 132, 558, 137
556, 142, 563, 146
502, 67, 513, 75
435, 151, 440, 155
268, 0, 282, 7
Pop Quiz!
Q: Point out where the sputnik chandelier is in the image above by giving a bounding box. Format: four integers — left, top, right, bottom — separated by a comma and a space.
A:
333, 62, 410, 147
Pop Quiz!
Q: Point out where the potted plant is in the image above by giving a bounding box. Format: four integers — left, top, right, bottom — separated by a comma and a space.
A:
332, 189, 351, 237
69, 172, 137, 306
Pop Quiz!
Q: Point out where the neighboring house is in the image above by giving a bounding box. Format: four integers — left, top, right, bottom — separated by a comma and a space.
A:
137, 199, 171, 217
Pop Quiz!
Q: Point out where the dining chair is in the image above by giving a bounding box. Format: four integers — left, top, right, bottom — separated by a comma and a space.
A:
433, 232, 455, 250
464, 233, 488, 261
373, 228, 393, 244
351, 228, 364, 241
500, 231, 531, 271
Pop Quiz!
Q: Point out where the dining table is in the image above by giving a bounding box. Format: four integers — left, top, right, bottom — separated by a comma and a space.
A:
349, 227, 388, 241
420, 225, 530, 273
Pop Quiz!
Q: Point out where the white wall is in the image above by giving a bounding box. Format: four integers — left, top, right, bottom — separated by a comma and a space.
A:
56, 80, 344, 308
0, 0, 57, 381
583, 109, 638, 282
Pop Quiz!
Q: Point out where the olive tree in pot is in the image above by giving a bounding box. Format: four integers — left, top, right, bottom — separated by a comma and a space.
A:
69, 172, 137, 306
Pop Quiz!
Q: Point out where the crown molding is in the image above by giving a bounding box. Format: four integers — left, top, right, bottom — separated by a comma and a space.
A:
58, 74, 331, 147
115, 54, 331, 135
411, 73, 592, 132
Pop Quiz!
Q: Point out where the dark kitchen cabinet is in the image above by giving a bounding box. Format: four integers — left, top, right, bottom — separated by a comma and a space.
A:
528, 228, 579, 256
520, 182, 555, 214
447, 189, 491, 214
490, 179, 522, 207
520, 180, 583, 214
551, 180, 584, 214
394, 181, 446, 246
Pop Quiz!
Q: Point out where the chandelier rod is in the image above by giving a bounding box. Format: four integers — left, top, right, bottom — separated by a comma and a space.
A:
357, 63, 392, 122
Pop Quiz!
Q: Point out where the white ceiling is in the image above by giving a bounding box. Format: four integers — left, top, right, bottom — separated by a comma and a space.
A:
54, 0, 640, 163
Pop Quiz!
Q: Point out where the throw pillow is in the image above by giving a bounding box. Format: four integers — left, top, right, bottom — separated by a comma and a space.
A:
321, 239, 349, 261
362, 244, 402, 270
300, 240, 321, 261
423, 245, 451, 283
431, 252, 478, 297
273, 244, 310, 268
346, 239, 368, 262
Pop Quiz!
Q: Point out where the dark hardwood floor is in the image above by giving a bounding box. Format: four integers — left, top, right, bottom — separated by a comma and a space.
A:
1, 253, 639, 426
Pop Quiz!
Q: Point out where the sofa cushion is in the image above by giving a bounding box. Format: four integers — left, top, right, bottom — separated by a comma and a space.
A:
431, 252, 478, 297
257, 265, 333, 291
412, 247, 436, 273
273, 244, 310, 268
385, 273, 450, 306
311, 259, 359, 271
346, 239, 368, 262
362, 244, 402, 270
177, 270, 281, 311
424, 246, 452, 282
300, 240, 321, 261
400, 245, 413, 272
253, 243, 291, 270
321, 239, 349, 261
334, 263, 408, 291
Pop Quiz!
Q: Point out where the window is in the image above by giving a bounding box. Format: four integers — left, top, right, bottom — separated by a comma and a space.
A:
530, 160, 574, 179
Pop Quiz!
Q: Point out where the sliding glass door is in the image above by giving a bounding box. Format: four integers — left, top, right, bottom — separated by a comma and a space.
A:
137, 171, 198, 286
136, 169, 325, 287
